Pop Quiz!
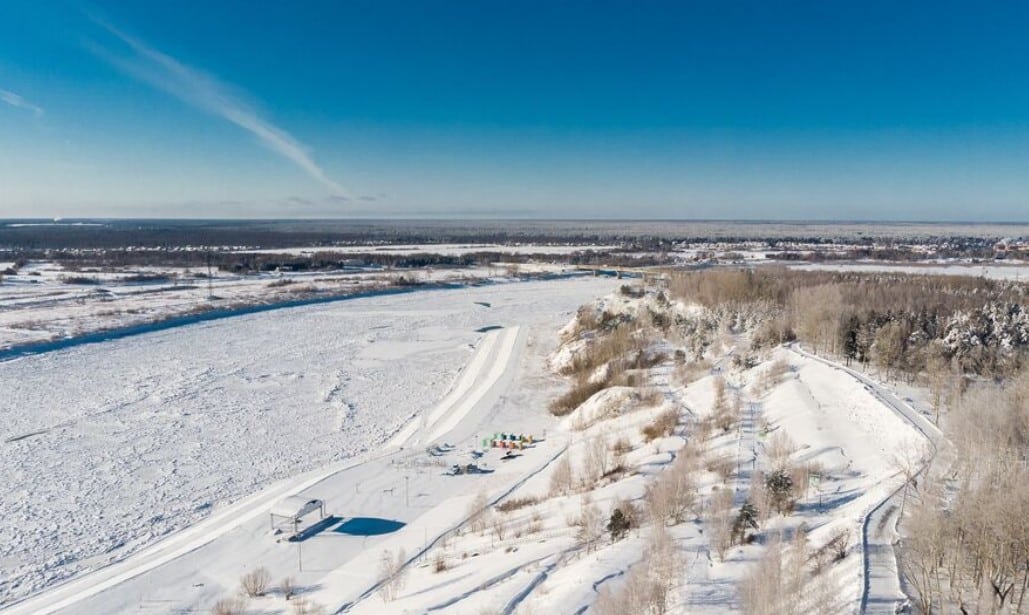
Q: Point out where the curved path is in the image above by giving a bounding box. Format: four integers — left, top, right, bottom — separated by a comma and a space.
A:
787, 344, 947, 615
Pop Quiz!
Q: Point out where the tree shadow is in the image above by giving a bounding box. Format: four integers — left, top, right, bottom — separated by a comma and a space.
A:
268, 583, 324, 599
794, 488, 863, 514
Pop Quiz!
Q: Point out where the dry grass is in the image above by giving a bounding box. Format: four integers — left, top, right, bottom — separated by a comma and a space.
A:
211, 596, 248, 615
549, 374, 608, 416
635, 386, 664, 407
497, 496, 539, 513
290, 596, 328, 615
676, 359, 712, 385
611, 437, 632, 456
641, 408, 679, 441
753, 357, 791, 394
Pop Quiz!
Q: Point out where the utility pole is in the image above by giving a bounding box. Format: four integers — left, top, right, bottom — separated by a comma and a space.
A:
206, 250, 213, 300
405, 475, 410, 507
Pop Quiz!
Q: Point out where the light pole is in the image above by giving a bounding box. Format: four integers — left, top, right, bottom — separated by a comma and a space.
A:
405, 475, 410, 507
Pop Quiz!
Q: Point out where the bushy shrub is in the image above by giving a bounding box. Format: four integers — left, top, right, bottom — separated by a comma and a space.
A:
240, 567, 271, 597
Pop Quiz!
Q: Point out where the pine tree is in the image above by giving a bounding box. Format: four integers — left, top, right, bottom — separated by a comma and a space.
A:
766, 470, 795, 514
731, 501, 759, 545
607, 508, 631, 542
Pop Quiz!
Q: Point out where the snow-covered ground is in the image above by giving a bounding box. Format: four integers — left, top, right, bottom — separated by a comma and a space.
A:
0, 278, 942, 615
788, 261, 1029, 281
0, 276, 618, 610
236, 243, 617, 256
0, 261, 573, 351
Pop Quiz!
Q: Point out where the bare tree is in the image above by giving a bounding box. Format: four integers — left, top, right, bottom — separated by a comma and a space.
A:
738, 530, 809, 615
240, 566, 271, 597
646, 446, 698, 525
765, 431, 796, 473
890, 439, 926, 518
924, 343, 950, 424
279, 576, 296, 601
576, 494, 604, 553
646, 523, 680, 612
789, 284, 843, 355
468, 490, 492, 533
433, 551, 448, 573
872, 321, 906, 380
898, 485, 949, 615
583, 434, 611, 486
377, 547, 408, 602
491, 515, 507, 541
592, 525, 680, 615
706, 487, 735, 560
712, 376, 735, 431
549, 454, 575, 496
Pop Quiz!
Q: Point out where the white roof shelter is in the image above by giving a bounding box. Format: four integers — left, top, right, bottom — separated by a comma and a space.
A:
269, 495, 325, 535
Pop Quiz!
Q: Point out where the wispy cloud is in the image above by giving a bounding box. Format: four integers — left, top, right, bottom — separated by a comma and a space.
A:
0, 89, 44, 117
87, 19, 346, 196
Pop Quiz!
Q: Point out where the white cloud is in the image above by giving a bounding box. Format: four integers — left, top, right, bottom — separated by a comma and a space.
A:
88, 20, 346, 196
0, 89, 44, 117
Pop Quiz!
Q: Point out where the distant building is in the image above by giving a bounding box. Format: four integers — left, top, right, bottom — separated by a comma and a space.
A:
995, 237, 1029, 259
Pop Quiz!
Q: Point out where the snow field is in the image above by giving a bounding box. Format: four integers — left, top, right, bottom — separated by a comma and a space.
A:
0, 277, 618, 611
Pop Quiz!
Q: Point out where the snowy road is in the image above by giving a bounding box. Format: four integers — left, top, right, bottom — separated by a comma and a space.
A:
0, 276, 618, 612
787, 344, 944, 615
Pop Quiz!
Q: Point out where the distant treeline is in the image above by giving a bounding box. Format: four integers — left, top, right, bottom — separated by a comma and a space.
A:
0, 248, 671, 273
0, 219, 1007, 257
0, 220, 634, 251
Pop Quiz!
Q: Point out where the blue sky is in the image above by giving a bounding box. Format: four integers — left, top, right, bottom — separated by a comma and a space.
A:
2, 1, 1029, 220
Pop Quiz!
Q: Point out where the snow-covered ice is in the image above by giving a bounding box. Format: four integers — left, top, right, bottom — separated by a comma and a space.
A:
0, 277, 618, 608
